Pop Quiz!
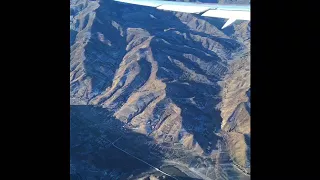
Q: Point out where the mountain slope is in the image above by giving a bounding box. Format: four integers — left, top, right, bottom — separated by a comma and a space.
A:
70, 0, 250, 179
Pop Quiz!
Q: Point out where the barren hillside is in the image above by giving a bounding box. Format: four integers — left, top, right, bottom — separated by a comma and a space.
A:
70, 0, 250, 179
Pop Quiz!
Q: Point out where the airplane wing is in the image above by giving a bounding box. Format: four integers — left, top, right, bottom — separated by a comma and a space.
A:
114, 0, 250, 29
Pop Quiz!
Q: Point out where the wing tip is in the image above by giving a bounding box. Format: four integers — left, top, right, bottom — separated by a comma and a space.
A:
221, 18, 237, 29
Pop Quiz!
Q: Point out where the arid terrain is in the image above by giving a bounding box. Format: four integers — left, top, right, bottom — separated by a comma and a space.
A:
70, 0, 250, 179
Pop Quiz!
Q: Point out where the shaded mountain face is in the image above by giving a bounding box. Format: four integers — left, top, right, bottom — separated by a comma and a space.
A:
70, 0, 250, 179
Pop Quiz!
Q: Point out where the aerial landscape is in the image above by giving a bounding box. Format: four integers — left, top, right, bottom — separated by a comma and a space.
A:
70, 0, 250, 179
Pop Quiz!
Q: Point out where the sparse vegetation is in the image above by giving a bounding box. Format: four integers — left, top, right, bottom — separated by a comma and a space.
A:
70, 0, 250, 179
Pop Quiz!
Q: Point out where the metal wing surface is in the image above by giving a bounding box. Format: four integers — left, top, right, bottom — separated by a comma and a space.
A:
114, 0, 250, 29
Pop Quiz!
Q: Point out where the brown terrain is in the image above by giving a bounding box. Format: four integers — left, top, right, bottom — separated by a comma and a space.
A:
70, 0, 250, 179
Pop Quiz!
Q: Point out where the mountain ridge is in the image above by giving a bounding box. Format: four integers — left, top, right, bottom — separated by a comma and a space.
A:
70, 0, 250, 179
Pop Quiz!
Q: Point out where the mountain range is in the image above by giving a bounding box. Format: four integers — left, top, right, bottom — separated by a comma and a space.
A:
70, 0, 250, 179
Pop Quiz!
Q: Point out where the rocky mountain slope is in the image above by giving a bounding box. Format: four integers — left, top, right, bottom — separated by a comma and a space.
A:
70, 0, 250, 179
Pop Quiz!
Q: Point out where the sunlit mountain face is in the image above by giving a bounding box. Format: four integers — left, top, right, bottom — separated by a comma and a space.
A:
70, 0, 250, 179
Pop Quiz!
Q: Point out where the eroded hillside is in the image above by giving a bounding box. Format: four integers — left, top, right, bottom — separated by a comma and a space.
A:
70, 0, 250, 179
